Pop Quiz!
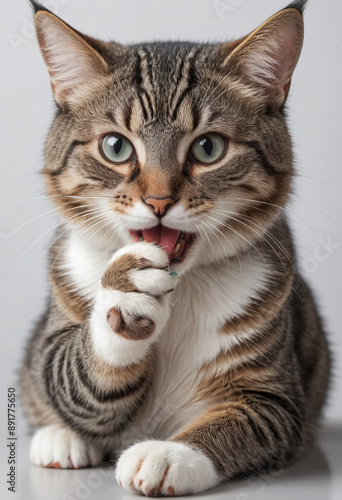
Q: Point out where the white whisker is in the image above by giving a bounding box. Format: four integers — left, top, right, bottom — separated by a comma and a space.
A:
202, 213, 268, 270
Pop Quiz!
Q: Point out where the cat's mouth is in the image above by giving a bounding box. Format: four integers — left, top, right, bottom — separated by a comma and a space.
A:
130, 226, 195, 264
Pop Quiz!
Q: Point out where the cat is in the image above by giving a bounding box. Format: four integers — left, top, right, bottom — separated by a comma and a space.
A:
20, 0, 331, 496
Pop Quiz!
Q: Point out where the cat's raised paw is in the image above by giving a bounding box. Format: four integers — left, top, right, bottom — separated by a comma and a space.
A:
30, 425, 103, 469
115, 440, 220, 497
90, 242, 176, 366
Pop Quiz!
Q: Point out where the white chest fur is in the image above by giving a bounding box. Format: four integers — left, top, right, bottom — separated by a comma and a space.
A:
63, 233, 270, 444
120, 260, 269, 445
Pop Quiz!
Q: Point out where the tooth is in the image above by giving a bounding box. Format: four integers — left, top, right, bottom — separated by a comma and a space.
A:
173, 243, 181, 255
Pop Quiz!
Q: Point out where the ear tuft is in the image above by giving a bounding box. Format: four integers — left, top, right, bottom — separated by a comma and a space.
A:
28, 0, 51, 15
285, 0, 308, 14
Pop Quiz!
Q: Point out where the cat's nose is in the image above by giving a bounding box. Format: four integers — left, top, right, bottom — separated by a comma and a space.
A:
142, 196, 176, 217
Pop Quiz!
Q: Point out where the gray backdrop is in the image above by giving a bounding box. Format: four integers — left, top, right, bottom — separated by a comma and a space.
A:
0, 0, 341, 443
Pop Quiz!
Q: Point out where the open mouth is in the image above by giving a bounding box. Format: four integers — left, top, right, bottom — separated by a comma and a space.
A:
130, 226, 195, 265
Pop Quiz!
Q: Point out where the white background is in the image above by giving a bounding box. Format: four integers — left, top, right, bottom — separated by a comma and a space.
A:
0, 0, 341, 438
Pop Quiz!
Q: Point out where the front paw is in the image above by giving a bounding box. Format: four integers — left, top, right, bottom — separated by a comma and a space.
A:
90, 242, 176, 366
30, 425, 103, 469
115, 440, 220, 497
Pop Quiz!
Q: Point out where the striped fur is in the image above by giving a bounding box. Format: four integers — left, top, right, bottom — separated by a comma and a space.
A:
21, 0, 330, 496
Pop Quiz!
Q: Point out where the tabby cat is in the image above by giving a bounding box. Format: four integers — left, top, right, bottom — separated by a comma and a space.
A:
21, 0, 330, 496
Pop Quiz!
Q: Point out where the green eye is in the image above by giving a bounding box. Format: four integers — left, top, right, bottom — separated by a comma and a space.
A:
101, 134, 134, 164
191, 134, 226, 165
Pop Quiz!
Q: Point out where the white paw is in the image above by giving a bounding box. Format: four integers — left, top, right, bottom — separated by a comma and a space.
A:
112, 241, 170, 270
115, 440, 220, 497
90, 242, 176, 367
30, 425, 103, 469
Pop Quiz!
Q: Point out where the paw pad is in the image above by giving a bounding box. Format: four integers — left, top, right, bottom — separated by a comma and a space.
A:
107, 307, 155, 340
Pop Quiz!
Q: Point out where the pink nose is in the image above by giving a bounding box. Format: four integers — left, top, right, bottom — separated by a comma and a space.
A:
143, 196, 176, 216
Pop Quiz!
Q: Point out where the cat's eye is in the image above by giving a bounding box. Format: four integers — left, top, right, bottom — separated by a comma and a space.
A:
190, 134, 226, 165
100, 134, 134, 164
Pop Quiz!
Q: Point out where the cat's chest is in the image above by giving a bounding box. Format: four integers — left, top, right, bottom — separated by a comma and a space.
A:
63, 234, 269, 441
120, 264, 270, 444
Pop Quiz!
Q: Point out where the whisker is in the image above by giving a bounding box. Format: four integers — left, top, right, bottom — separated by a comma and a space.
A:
9, 220, 64, 284
11, 203, 108, 280
289, 193, 340, 229
0, 193, 115, 209
97, 218, 124, 249
202, 213, 269, 270
199, 219, 234, 266
198, 220, 228, 259
49, 212, 112, 273
218, 197, 322, 243
32, 206, 111, 266
2, 207, 59, 246
209, 209, 304, 302
211, 209, 288, 274
195, 223, 215, 263
199, 71, 232, 109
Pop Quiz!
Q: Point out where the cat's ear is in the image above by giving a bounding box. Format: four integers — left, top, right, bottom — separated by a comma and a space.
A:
32, 6, 111, 110
222, 6, 305, 106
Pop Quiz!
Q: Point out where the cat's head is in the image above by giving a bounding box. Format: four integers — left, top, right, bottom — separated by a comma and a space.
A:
31, 0, 306, 273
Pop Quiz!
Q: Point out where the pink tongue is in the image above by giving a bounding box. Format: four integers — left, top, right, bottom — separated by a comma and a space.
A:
141, 226, 181, 256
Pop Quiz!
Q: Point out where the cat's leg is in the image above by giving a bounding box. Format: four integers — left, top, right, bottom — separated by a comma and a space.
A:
90, 242, 175, 367
116, 383, 304, 496
23, 242, 174, 469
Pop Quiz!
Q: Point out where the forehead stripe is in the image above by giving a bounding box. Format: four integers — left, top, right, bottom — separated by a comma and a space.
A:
170, 47, 200, 122
134, 50, 155, 123
51, 139, 89, 177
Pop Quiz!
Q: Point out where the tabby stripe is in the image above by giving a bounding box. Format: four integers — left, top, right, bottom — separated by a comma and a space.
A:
52, 391, 136, 438
245, 408, 274, 448
62, 354, 130, 419
54, 385, 97, 420
45, 341, 147, 437
173, 396, 304, 477
49, 343, 68, 401
75, 351, 148, 402
259, 411, 283, 442
82, 157, 124, 185
43, 330, 72, 397
168, 57, 186, 115
141, 91, 154, 121
171, 48, 200, 121
191, 106, 201, 132
243, 390, 304, 442
134, 51, 154, 122
105, 110, 119, 125
124, 100, 133, 131
42, 326, 75, 349
51, 140, 89, 177
141, 50, 155, 120
242, 390, 303, 419
43, 328, 148, 421
128, 163, 141, 183
137, 93, 148, 121
51, 393, 106, 437
141, 48, 156, 118
65, 355, 100, 413
240, 140, 278, 176
134, 52, 148, 121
